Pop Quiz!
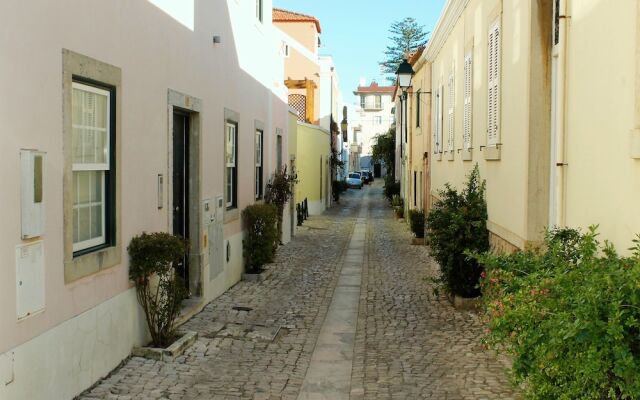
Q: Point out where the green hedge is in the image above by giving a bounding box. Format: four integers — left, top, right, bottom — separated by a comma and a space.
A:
477, 227, 640, 399
426, 165, 488, 297
242, 203, 278, 273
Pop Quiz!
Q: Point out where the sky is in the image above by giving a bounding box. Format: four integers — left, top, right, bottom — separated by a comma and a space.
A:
273, 0, 446, 105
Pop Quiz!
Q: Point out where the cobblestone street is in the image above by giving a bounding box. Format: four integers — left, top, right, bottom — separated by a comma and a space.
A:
79, 184, 515, 400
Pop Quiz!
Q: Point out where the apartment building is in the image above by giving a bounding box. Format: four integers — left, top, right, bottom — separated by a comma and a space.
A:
0, 1, 291, 398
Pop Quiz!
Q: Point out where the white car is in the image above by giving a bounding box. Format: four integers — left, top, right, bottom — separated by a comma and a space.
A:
346, 173, 363, 189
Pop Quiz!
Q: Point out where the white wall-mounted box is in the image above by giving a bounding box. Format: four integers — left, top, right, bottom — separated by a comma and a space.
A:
16, 241, 45, 320
20, 150, 46, 239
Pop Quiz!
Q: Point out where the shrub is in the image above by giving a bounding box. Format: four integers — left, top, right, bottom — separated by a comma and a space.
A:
242, 203, 278, 273
476, 227, 640, 399
409, 209, 425, 238
426, 164, 488, 297
392, 195, 404, 218
265, 166, 297, 243
332, 180, 348, 202
128, 232, 189, 348
384, 176, 401, 202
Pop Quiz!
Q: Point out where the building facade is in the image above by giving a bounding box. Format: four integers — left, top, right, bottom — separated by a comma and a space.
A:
424, 0, 640, 254
0, 1, 293, 399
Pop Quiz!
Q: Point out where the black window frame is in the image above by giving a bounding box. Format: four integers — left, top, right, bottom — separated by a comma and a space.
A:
71, 75, 117, 258
255, 129, 264, 199
416, 90, 421, 128
226, 121, 239, 210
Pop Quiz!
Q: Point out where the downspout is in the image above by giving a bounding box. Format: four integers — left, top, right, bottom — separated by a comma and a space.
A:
553, 0, 571, 227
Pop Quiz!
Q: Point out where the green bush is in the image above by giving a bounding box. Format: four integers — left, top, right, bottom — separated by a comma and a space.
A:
128, 232, 188, 347
265, 166, 297, 243
383, 175, 400, 202
242, 203, 278, 273
426, 164, 488, 297
409, 209, 425, 238
391, 194, 404, 218
476, 227, 640, 399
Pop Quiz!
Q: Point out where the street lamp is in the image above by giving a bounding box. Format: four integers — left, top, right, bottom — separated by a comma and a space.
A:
395, 58, 414, 158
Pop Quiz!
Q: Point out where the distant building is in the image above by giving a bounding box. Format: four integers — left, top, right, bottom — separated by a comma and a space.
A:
353, 81, 395, 174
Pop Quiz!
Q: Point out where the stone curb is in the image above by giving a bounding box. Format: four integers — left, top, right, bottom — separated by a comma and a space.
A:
132, 331, 198, 361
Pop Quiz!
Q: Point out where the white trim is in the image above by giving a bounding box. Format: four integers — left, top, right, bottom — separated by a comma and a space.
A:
423, 0, 472, 62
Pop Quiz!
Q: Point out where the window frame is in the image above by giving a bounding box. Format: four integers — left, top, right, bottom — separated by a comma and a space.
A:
416, 90, 422, 128
463, 50, 474, 152
360, 95, 366, 109
71, 78, 116, 257
487, 17, 501, 148
226, 122, 238, 209
255, 129, 263, 199
374, 95, 382, 109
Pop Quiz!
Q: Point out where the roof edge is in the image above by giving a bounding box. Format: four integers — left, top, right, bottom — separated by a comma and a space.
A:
423, 0, 471, 62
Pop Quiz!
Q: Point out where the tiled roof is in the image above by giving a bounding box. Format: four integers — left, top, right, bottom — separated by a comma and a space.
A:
408, 46, 426, 65
354, 82, 395, 94
273, 8, 322, 33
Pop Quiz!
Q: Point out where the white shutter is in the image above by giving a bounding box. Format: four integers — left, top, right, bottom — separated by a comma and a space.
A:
463, 51, 473, 150
439, 84, 444, 152
487, 19, 501, 146
433, 87, 439, 153
448, 71, 455, 152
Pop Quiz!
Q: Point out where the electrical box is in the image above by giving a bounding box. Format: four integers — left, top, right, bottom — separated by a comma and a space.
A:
209, 196, 224, 281
16, 241, 45, 320
20, 150, 46, 239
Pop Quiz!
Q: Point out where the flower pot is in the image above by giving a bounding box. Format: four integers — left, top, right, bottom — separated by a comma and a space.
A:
242, 272, 265, 282
447, 293, 481, 311
411, 237, 425, 245
132, 331, 198, 361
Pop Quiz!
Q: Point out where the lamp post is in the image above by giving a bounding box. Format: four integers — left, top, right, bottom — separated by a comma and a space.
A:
340, 106, 348, 179
396, 58, 414, 159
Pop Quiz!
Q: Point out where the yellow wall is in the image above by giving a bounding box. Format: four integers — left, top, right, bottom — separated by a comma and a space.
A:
295, 122, 330, 212
408, 59, 432, 212
561, 0, 639, 252
428, 0, 551, 250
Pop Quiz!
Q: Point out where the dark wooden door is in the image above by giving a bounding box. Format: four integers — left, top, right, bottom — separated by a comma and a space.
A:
172, 111, 190, 290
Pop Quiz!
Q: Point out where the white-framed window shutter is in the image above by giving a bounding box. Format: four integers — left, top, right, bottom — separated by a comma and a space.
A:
487, 18, 501, 147
448, 69, 455, 152
463, 51, 473, 150
438, 83, 444, 153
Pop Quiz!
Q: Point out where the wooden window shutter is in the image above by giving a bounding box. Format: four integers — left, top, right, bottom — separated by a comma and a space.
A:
448, 70, 455, 152
463, 51, 473, 150
487, 18, 501, 147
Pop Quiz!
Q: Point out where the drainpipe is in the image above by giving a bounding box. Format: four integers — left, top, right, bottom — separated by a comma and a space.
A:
553, 0, 571, 227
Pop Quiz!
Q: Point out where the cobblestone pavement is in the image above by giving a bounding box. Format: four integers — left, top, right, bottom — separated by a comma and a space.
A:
79, 184, 516, 400
78, 192, 362, 400
350, 185, 516, 400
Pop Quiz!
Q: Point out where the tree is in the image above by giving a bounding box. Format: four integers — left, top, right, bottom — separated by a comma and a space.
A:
379, 18, 429, 83
371, 127, 396, 177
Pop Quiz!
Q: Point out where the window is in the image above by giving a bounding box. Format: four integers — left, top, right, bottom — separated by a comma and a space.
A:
416, 90, 421, 127
255, 130, 263, 199
433, 84, 444, 154
463, 51, 473, 150
360, 95, 366, 109
447, 70, 455, 153
374, 116, 382, 125
487, 18, 501, 147
374, 95, 382, 109
71, 81, 114, 253
255, 0, 263, 22
276, 134, 283, 171
226, 122, 237, 208
283, 43, 290, 58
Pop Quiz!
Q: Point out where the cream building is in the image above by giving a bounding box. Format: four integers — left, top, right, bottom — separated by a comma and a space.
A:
0, 1, 293, 399
424, 0, 640, 254
353, 82, 395, 173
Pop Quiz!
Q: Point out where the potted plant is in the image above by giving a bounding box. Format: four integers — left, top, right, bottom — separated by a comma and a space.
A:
128, 232, 196, 360
426, 164, 488, 308
242, 203, 278, 281
392, 194, 404, 218
409, 209, 425, 244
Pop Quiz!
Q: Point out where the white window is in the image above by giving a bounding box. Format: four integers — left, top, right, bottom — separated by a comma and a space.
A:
72, 82, 110, 252
374, 116, 382, 125
374, 95, 382, 109
255, 130, 263, 199
448, 70, 455, 152
433, 85, 444, 154
360, 95, 366, 109
487, 18, 501, 147
226, 123, 237, 208
463, 51, 473, 150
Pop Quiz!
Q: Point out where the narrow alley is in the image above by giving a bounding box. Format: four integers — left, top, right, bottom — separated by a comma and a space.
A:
79, 185, 514, 400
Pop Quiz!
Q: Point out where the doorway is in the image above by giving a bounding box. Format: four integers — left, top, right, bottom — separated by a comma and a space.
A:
173, 110, 190, 291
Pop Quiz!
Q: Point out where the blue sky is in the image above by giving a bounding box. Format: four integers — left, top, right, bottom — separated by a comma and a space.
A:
273, 0, 446, 105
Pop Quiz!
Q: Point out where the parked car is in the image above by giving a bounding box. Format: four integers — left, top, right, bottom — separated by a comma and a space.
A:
360, 171, 372, 184
346, 173, 363, 189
